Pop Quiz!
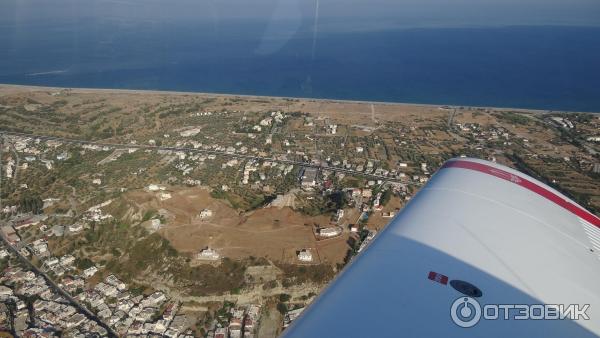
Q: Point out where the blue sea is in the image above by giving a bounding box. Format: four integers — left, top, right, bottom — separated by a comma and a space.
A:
1, 7, 600, 111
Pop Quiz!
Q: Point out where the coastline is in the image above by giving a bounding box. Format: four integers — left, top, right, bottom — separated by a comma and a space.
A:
0, 83, 564, 114
0, 83, 574, 115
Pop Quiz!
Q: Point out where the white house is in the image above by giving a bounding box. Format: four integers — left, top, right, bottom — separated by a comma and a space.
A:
300, 168, 318, 188
0, 286, 13, 299
83, 266, 99, 278
587, 136, 600, 142
197, 248, 220, 261
56, 152, 70, 161
318, 227, 342, 238
298, 249, 313, 262
199, 209, 213, 219
147, 184, 165, 191
159, 192, 172, 201
60, 255, 76, 266
335, 209, 344, 222
150, 219, 162, 231
44, 257, 60, 267
259, 117, 273, 126
69, 223, 83, 233
180, 127, 202, 137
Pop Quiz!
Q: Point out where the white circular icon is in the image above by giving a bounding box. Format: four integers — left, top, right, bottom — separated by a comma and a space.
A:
451, 297, 482, 328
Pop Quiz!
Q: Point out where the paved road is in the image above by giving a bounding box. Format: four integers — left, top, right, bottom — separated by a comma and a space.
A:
0, 227, 117, 337
0, 130, 413, 185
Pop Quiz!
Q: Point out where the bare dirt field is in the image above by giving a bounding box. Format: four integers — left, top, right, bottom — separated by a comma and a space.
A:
125, 186, 352, 264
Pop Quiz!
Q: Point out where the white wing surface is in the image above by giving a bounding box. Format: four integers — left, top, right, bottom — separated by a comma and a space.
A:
282, 158, 600, 338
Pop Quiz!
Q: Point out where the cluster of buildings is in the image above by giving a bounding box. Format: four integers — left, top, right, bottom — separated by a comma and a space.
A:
299, 167, 318, 189
211, 304, 261, 338
0, 206, 203, 337
0, 246, 108, 336
4, 107, 596, 337
2, 118, 430, 216
79, 278, 188, 337
0, 225, 20, 245
549, 116, 575, 129
357, 230, 377, 253
43, 247, 196, 336
6, 214, 46, 233
48, 244, 196, 336
242, 161, 259, 185
282, 307, 305, 329
1, 136, 61, 180
41, 253, 76, 276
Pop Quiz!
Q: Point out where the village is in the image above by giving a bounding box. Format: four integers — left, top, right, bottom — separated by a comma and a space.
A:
0, 87, 598, 337
0, 234, 266, 337
0, 131, 415, 337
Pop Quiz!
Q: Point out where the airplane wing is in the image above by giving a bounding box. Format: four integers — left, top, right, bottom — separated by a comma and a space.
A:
281, 158, 600, 337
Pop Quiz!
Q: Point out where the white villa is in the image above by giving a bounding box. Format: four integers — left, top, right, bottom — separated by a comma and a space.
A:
298, 249, 313, 262
197, 248, 220, 261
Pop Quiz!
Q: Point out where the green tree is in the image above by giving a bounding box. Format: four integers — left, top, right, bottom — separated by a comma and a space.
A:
277, 302, 288, 315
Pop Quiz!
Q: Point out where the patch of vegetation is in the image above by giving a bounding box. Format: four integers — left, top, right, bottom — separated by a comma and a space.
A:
180, 257, 248, 296
142, 209, 158, 222
18, 193, 44, 214
210, 189, 275, 211
299, 191, 347, 216
380, 188, 392, 206
509, 154, 598, 215
497, 112, 530, 125
279, 264, 335, 285
263, 280, 278, 290
75, 257, 95, 270
277, 302, 287, 315
279, 293, 291, 302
